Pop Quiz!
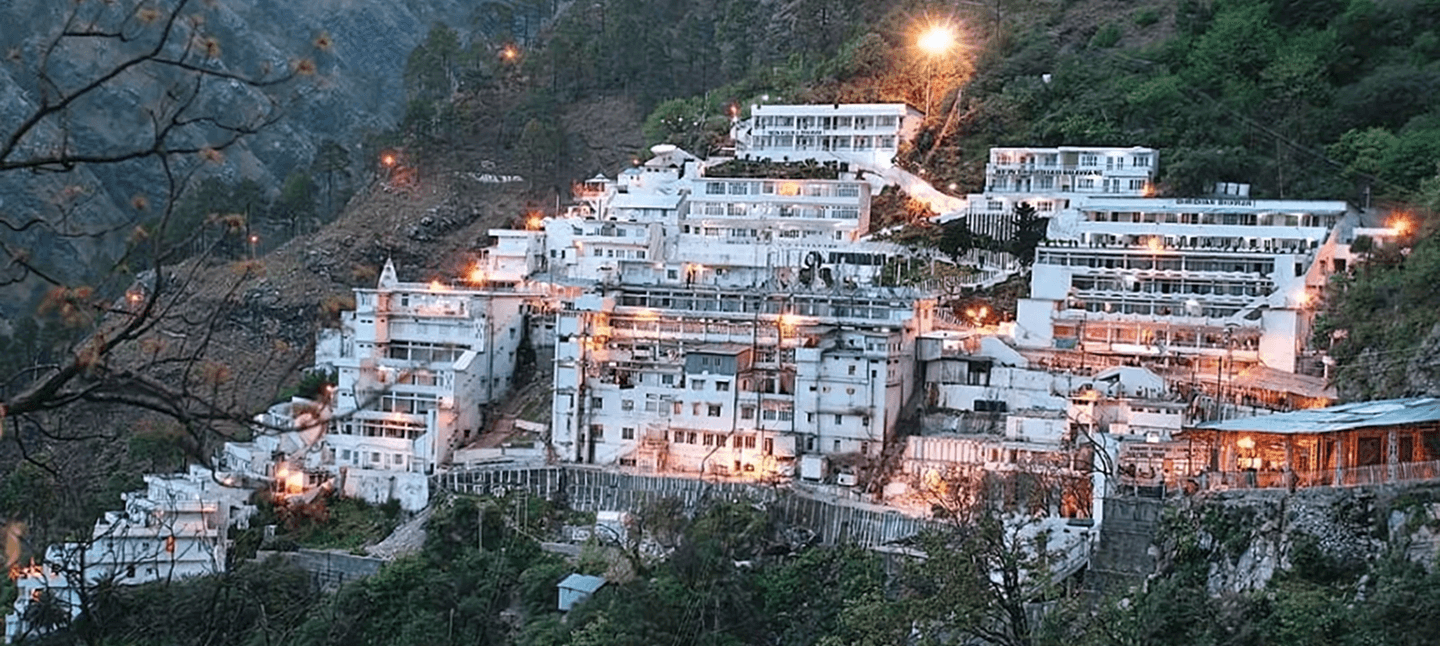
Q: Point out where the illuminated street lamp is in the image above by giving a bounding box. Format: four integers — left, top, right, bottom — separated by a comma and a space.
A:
917, 24, 956, 117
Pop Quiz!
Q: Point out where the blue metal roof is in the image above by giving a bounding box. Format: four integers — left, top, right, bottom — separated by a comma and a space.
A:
558, 573, 607, 593
1193, 397, 1440, 434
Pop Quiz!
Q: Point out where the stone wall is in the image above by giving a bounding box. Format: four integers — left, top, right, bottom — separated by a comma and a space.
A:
257, 549, 387, 591
1089, 496, 1164, 591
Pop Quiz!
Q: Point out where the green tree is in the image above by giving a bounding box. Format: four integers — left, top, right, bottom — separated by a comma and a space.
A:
312, 139, 352, 219
1009, 201, 1048, 266
277, 171, 317, 237
642, 96, 724, 156
405, 24, 465, 101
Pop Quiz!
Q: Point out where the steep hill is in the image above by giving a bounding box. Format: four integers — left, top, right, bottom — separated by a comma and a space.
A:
0, 0, 518, 318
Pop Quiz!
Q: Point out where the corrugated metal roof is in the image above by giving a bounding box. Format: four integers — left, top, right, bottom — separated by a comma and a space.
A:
1193, 397, 1440, 434
559, 573, 607, 593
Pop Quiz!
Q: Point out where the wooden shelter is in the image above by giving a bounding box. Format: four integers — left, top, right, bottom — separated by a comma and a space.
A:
1177, 398, 1440, 490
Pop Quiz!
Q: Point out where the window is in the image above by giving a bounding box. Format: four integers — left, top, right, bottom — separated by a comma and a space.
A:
591, 396, 604, 409
703, 434, 714, 446
834, 414, 844, 425
848, 364, 857, 375
661, 373, 675, 386
692, 379, 705, 391
763, 438, 774, 455
590, 424, 604, 439
622, 427, 635, 440
693, 403, 702, 416
716, 381, 730, 392
708, 404, 722, 417
673, 401, 683, 415
741, 406, 755, 420
621, 399, 634, 411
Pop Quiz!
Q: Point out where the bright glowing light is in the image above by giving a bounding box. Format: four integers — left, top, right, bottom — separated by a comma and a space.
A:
1389, 215, 1412, 236
467, 265, 487, 284
1146, 237, 1164, 252
917, 25, 956, 56
501, 45, 518, 60
979, 306, 989, 319
526, 215, 543, 230
248, 234, 259, 244
1295, 291, 1313, 307
284, 470, 304, 495
1236, 436, 1255, 450
428, 280, 447, 292
381, 154, 396, 167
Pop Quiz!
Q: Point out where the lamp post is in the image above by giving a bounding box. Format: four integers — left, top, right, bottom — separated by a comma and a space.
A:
917, 25, 955, 118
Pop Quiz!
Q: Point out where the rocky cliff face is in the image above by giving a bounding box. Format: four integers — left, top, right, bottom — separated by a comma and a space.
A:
0, 0, 487, 317
1154, 485, 1440, 594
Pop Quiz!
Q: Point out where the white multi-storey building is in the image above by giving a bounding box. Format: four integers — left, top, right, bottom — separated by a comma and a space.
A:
1014, 196, 1350, 373
541, 145, 909, 290
960, 146, 1159, 240
315, 260, 543, 475
550, 285, 935, 478
6, 469, 239, 644
731, 103, 924, 169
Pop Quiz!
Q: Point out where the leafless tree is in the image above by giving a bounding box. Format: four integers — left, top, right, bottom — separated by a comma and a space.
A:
0, 0, 327, 562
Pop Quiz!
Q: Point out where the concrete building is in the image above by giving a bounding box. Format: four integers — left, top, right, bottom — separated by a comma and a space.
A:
5, 469, 239, 644
544, 145, 906, 291
960, 146, 1159, 240
314, 259, 544, 476
221, 260, 549, 510
550, 285, 936, 479
1014, 196, 1349, 374
731, 103, 924, 169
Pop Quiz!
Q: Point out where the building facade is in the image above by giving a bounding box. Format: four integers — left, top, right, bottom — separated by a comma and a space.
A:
5, 469, 238, 644
314, 260, 543, 475
1014, 197, 1349, 374
731, 103, 924, 169
959, 146, 1159, 241
550, 285, 935, 478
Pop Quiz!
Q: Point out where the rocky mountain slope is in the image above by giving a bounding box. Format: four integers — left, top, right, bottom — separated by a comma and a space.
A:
0, 0, 491, 318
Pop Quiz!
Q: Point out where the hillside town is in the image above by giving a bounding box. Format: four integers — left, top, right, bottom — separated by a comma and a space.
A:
8, 102, 1440, 642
